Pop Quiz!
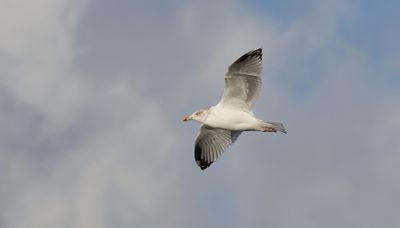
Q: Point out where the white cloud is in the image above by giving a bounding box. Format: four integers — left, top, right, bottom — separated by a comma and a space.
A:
0, 1, 197, 227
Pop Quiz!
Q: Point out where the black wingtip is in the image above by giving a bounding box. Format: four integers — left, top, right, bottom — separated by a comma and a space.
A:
198, 162, 211, 170
233, 48, 263, 64
250, 48, 262, 59
194, 144, 212, 170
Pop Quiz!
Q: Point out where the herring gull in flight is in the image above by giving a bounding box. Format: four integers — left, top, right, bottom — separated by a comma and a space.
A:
183, 48, 286, 170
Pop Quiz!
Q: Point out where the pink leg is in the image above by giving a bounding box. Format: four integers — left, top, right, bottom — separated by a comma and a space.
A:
263, 127, 277, 132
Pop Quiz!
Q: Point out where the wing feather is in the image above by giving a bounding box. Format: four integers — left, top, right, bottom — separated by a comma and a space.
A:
218, 48, 263, 111
194, 125, 241, 170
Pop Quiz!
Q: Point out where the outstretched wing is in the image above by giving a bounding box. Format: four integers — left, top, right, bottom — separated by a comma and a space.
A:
218, 48, 263, 111
194, 125, 241, 170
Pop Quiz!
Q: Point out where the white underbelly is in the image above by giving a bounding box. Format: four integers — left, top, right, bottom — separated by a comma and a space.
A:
205, 108, 260, 131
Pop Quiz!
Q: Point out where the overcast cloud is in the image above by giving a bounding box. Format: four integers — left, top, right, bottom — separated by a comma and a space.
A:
1, 0, 399, 227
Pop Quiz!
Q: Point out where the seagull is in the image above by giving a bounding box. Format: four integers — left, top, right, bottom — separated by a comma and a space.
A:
183, 48, 286, 170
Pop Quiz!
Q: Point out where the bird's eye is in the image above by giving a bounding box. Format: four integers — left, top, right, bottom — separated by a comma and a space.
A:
195, 111, 202, 116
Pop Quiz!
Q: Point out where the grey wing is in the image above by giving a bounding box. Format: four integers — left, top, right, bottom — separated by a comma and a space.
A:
218, 48, 263, 111
194, 125, 242, 170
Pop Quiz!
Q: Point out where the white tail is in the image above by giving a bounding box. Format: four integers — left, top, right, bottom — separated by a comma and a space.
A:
265, 122, 287, 133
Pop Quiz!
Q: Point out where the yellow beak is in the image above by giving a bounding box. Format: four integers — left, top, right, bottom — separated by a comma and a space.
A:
182, 116, 190, 122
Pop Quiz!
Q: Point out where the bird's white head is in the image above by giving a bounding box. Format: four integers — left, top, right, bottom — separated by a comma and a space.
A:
182, 108, 209, 123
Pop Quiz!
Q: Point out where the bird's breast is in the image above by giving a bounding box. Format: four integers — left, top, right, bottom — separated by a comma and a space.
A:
205, 108, 260, 131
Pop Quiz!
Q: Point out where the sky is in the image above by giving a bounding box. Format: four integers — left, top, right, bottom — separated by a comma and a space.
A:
1, 0, 399, 227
